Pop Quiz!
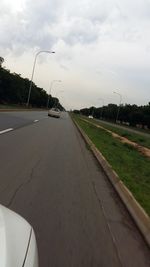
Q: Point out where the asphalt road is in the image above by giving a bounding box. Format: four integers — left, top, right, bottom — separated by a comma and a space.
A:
0, 111, 47, 132
0, 111, 149, 266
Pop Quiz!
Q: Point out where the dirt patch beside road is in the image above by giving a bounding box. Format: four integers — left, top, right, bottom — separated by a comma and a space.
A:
82, 118, 150, 158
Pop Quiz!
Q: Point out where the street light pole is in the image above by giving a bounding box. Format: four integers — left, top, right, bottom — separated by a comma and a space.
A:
113, 91, 122, 123
47, 80, 61, 109
55, 90, 64, 108
26, 50, 55, 107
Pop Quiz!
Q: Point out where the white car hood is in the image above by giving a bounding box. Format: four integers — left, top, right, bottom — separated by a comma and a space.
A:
0, 204, 31, 267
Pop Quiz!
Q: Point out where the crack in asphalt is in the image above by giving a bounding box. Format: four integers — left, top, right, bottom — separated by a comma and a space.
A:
91, 181, 124, 267
107, 217, 135, 232
7, 158, 41, 208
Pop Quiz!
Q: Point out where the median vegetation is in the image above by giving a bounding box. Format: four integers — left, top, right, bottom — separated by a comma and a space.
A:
73, 115, 150, 216
85, 117, 150, 149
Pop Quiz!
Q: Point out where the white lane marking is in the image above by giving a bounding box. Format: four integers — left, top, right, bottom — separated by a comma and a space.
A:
34, 120, 39, 123
0, 128, 13, 135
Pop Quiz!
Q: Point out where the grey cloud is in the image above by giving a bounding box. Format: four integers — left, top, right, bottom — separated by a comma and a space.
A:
1, 0, 150, 57
22, 0, 108, 47
56, 17, 100, 45
60, 64, 69, 71
0, 0, 60, 54
117, 0, 150, 20
0, 0, 111, 55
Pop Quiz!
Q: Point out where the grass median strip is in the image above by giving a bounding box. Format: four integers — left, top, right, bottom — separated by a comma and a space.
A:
81, 118, 150, 158
84, 117, 150, 149
73, 115, 150, 216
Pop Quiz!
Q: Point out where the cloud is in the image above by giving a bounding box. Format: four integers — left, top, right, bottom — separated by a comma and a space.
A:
0, 0, 124, 55
60, 64, 69, 71
1, 0, 150, 56
0, 0, 59, 55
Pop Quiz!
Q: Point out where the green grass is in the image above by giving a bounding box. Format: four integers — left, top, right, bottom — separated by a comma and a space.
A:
73, 115, 150, 216
84, 117, 150, 149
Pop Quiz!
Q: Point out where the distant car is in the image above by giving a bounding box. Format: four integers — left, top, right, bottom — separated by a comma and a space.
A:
0, 204, 38, 267
88, 115, 93, 119
48, 108, 61, 118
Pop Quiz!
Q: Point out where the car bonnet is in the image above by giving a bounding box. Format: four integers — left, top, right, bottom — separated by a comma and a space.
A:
0, 205, 31, 267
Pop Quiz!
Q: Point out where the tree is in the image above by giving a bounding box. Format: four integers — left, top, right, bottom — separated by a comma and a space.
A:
75, 102, 150, 129
0, 65, 63, 109
0, 57, 4, 67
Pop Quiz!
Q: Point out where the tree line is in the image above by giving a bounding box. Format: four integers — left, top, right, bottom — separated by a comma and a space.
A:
0, 57, 63, 109
74, 103, 150, 129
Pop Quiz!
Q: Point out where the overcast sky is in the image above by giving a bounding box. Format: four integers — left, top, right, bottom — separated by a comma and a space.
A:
1, 0, 150, 109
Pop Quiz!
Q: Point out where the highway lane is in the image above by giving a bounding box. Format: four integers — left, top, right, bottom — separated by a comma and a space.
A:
0, 111, 47, 132
0, 112, 149, 266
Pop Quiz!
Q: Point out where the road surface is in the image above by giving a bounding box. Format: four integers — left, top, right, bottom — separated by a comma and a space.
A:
0, 110, 47, 132
0, 111, 149, 266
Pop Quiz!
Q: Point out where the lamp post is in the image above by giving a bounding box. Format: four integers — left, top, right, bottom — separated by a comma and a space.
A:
56, 90, 64, 108
113, 91, 122, 123
99, 98, 104, 119
47, 80, 62, 109
26, 50, 55, 107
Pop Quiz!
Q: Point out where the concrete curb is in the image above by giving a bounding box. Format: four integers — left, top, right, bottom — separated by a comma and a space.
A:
73, 118, 150, 247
